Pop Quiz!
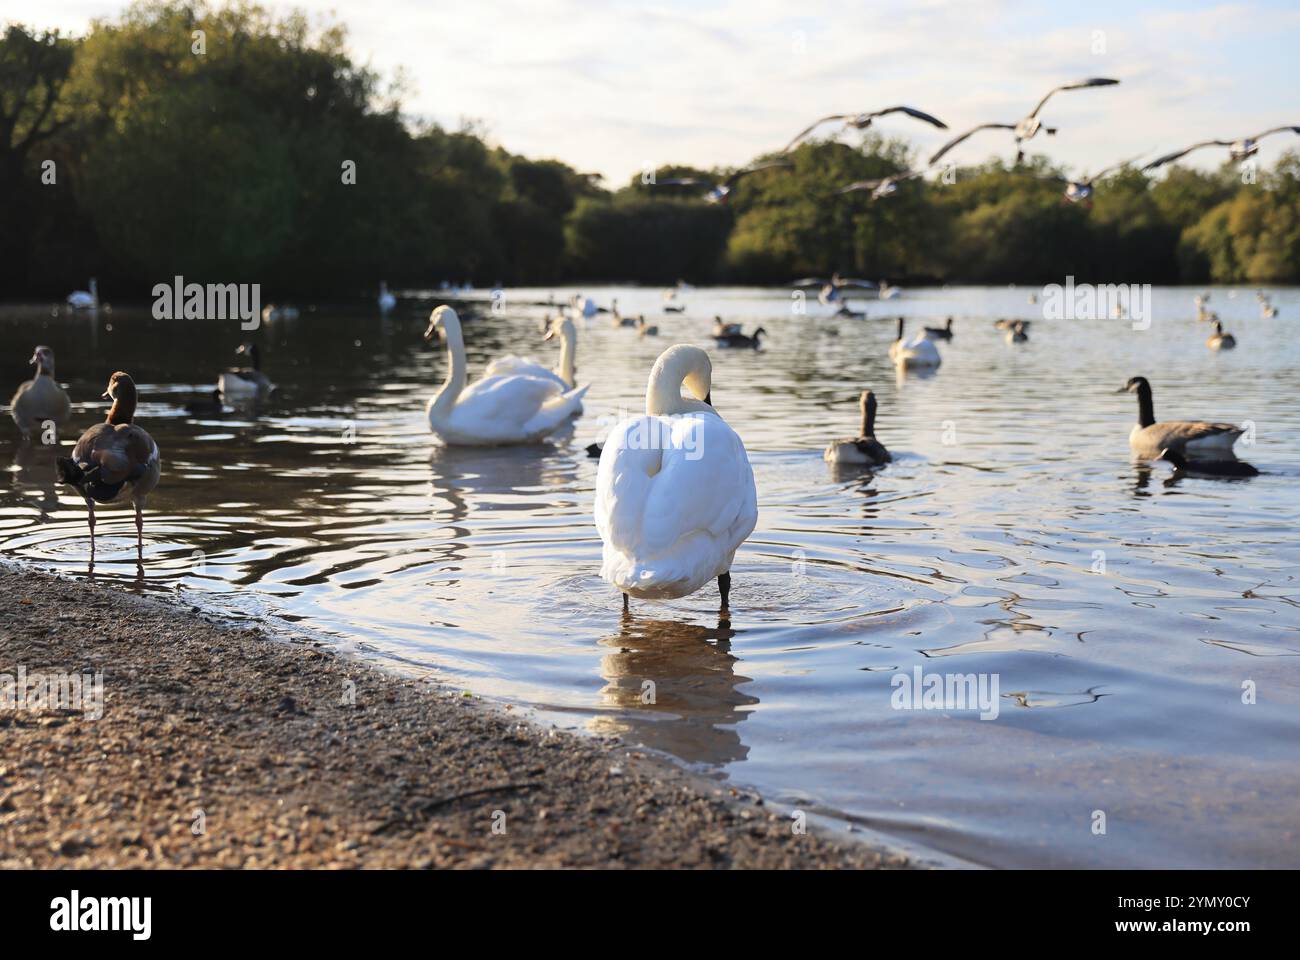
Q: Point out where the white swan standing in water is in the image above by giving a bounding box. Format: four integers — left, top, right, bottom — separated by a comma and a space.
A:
378, 281, 396, 314
425, 306, 587, 445
595, 344, 757, 612
67, 278, 99, 310
484, 315, 581, 397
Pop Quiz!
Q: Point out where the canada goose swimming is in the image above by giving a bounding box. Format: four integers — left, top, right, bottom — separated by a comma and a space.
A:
218, 342, 276, 402
10, 345, 72, 440
485, 314, 580, 394
594, 344, 757, 612
378, 281, 396, 314
425, 306, 587, 445
637, 316, 659, 337
1006, 320, 1029, 343
889, 317, 941, 369
1261, 300, 1279, 319
823, 391, 891, 467
1160, 447, 1258, 478
1143, 126, 1300, 170
654, 160, 792, 204
611, 299, 637, 327
1119, 376, 1244, 461
924, 317, 954, 341
67, 278, 99, 311
782, 105, 947, 153
929, 78, 1120, 165
184, 389, 225, 418
711, 317, 743, 338
713, 326, 765, 349
663, 303, 686, 314
57, 372, 162, 568
1207, 321, 1236, 350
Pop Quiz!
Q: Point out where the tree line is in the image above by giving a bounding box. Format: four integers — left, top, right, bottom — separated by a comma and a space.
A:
2, 0, 1297, 301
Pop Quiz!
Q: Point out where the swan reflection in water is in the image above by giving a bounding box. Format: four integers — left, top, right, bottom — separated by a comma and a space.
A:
590, 614, 758, 766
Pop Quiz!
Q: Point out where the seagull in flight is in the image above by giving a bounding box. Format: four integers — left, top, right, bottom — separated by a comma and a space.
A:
1142, 127, 1300, 170
655, 161, 792, 203
836, 166, 934, 201
929, 78, 1121, 165
781, 106, 947, 153
1040, 152, 1147, 204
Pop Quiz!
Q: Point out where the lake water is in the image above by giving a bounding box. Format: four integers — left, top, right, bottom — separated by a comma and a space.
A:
3, 284, 1298, 868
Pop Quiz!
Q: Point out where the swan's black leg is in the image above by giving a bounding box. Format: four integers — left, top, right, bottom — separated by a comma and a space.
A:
718, 572, 731, 612
622, 592, 629, 613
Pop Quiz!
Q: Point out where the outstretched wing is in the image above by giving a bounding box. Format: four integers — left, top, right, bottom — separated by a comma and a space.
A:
1027, 77, 1120, 119
723, 160, 793, 188
781, 113, 852, 153
928, 123, 1016, 165
1247, 125, 1300, 142
1142, 141, 1230, 171
836, 178, 885, 194
869, 105, 948, 128
1086, 151, 1148, 182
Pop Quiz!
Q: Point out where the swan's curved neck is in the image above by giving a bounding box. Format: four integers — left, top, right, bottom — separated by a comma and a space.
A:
556, 325, 576, 388
646, 352, 711, 417
430, 317, 468, 418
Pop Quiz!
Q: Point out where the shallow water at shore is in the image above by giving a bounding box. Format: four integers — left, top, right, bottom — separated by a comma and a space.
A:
3, 285, 1299, 867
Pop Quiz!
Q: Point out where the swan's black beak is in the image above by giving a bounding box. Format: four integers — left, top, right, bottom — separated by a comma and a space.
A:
1115, 385, 1130, 394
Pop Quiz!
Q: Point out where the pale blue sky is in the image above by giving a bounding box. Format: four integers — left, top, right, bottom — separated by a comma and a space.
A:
12, 0, 1300, 185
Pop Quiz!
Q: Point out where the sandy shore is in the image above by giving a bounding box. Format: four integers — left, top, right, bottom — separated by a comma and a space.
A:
0, 564, 909, 869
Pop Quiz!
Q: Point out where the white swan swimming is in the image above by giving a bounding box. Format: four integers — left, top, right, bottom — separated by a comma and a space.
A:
67, 278, 99, 310
889, 317, 941, 369
484, 314, 580, 396
378, 281, 396, 313
594, 344, 757, 611
425, 306, 587, 445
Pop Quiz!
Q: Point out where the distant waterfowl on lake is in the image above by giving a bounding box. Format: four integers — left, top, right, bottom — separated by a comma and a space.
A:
611, 299, 637, 327
1143, 126, 1300, 170
782, 105, 947, 153
66, 278, 99, 311
485, 314, 580, 393
1207, 320, 1236, 350
655, 160, 792, 204
425, 305, 587, 445
1120, 376, 1243, 461
823, 390, 891, 467
714, 326, 765, 349
1006, 320, 1029, 343
890, 317, 941, 369
378, 281, 396, 314
184, 389, 225, 418
929, 78, 1120, 165
594, 344, 757, 613
56, 371, 161, 568
10, 345, 71, 440
218, 342, 276, 402
637, 317, 659, 337
994, 318, 1031, 331
711, 317, 742, 338
924, 317, 954, 341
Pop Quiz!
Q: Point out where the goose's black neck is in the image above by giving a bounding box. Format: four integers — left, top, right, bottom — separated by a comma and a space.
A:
860, 392, 877, 437
1135, 381, 1155, 427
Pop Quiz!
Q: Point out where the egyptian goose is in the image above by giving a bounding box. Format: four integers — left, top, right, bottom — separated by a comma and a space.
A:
10, 345, 72, 440
57, 372, 161, 567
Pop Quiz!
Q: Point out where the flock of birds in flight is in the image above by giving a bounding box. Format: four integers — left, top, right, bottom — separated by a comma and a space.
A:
6, 75, 1292, 609
653, 77, 1299, 208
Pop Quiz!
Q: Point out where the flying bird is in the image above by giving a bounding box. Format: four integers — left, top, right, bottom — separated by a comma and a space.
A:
655, 161, 792, 203
929, 78, 1121, 165
1143, 127, 1300, 170
836, 166, 933, 200
1040, 152, 1147, 204
782, 106, 947, 153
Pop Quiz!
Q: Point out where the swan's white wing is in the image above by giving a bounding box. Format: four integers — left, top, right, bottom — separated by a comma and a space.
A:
448, 373, 568, 440
596, 413, 757, 599
483, 355, 566, 388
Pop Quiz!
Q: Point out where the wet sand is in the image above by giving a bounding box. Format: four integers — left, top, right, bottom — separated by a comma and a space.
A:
0, 564, 909, 869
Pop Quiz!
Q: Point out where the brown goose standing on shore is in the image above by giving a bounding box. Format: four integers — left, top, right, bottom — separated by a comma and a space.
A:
10, 345, 72, 440
57, 372, 162, 567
